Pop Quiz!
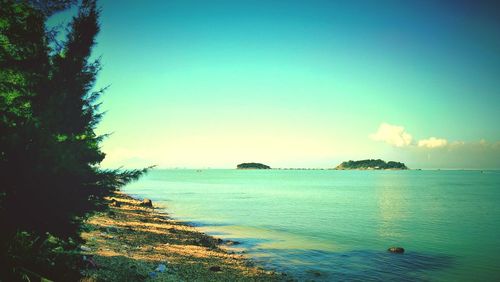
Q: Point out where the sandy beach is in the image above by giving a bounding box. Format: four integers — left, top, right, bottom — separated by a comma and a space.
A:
79, 192, 287, 281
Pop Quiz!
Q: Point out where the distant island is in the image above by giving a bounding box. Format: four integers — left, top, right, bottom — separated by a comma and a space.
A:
237, 163, 271, 169
334, 159, 408, 170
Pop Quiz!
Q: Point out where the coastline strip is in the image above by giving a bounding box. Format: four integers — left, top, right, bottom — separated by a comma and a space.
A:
79, 192, 286, 281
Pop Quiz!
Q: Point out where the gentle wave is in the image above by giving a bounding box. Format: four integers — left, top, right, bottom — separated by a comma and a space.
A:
124, 169, 500, 281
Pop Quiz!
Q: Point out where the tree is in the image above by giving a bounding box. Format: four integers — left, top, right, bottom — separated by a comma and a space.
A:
0, 0, 149, 279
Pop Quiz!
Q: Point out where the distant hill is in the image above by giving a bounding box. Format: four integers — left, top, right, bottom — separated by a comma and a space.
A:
237, 163, 271, 169
334, 159, 408, 170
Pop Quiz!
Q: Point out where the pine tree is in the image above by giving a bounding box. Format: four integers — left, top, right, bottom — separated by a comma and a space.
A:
1, 0, 150, 279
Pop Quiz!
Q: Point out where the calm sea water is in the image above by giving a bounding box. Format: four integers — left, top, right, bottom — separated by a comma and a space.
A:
123, 169, 500, 281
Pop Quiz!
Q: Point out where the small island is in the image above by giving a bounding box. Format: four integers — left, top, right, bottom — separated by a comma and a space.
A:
334, 159, 408, 170
237, 162, 271, 169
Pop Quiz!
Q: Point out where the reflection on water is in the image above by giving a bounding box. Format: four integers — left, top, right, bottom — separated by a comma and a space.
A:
124, 169, 500, 281
376, 175, 408, 240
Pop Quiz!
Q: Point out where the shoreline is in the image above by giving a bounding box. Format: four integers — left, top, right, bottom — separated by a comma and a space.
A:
79, 191, 287, 281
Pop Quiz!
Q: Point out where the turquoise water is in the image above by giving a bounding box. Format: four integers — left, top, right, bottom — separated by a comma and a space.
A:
123, 169, 500, 281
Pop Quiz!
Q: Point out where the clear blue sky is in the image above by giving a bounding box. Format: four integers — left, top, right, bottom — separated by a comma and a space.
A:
50, 0, 500, 169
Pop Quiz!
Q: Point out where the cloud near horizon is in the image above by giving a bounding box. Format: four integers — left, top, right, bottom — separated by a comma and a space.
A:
409, 139, 500, 169
418, 137, 448, 148
371, 122, 450, 149
369, 123, 413, 147
370, 123, 500, 168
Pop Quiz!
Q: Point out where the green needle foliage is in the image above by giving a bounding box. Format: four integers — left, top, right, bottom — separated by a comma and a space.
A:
336, 159, 408, 170
0, 0, 151, 279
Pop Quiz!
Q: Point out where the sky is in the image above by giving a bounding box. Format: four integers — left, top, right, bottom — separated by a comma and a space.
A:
49, 0, 500, 169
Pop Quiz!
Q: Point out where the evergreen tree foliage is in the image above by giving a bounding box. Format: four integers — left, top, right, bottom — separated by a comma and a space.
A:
0, 0, 150, 279
236, 162, 271, 169
336, 159, 408, 170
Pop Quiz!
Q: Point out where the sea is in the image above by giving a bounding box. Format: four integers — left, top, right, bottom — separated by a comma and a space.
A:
122, 169, 500, 281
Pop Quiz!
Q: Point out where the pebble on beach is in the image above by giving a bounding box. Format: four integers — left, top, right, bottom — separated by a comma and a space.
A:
79, 192, 281, 281
140, 198, 153, 207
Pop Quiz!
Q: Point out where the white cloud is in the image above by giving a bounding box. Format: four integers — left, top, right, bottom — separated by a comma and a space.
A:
408, 139, 500, 169
370, 123, 413, 147
448, 140, 500, 150
418, 137, 448, 148
369, 122, 500, 168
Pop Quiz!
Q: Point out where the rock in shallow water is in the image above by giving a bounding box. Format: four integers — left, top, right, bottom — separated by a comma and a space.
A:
388, 247, 405, 254
209, 266, 222, 272
225, 240, 241, 246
